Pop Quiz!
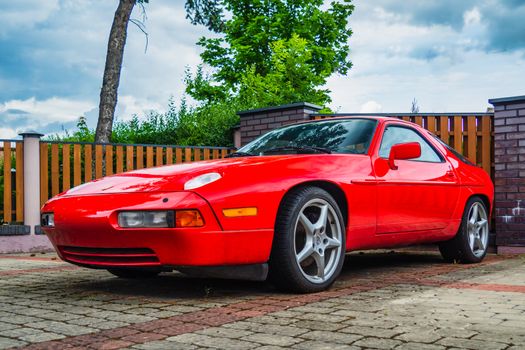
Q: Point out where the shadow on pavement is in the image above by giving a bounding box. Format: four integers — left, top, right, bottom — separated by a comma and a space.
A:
62, 250, 446, 300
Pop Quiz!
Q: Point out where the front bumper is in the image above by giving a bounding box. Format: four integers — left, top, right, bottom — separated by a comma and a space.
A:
41, 191, 273, 268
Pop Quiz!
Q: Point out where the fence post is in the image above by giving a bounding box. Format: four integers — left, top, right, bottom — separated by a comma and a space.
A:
19, 130, 44, 234
489, 95, 525, 254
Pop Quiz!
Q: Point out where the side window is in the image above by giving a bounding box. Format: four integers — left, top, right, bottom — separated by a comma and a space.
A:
379, 126, 442, 162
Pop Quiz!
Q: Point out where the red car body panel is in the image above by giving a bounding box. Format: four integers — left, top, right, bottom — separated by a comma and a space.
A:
41, 117, 494, 269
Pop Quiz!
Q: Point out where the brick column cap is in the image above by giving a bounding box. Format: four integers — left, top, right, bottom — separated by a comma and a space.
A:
489, 95, 525, 105
237, 102, 322, 116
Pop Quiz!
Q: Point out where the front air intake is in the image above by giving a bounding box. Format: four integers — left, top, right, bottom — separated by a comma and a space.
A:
58, 246, 160, 267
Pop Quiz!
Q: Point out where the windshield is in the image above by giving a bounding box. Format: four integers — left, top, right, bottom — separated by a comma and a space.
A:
239, 119, 377, 155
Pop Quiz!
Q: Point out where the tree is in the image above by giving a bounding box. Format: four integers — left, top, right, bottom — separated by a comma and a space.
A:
238, 35, 331, 107
187, 0, 354, 107
96, 0, 141, 143
411, 98, 420, 113
95, 0, 228, 143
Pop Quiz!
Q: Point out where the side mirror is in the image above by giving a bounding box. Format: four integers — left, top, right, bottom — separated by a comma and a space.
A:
388, 142, 421, 170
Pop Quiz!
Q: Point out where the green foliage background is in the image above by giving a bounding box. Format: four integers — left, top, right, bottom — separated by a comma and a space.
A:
55, 0, 354, 146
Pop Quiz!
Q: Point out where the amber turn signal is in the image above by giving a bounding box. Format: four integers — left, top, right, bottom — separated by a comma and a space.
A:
222, 207, 258, 218
176, 210, 204, 227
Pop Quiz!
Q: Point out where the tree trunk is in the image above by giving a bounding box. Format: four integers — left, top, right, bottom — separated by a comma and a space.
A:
95, 0, 136, 143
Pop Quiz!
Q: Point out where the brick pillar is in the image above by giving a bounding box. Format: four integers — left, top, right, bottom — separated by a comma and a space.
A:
237, 102, 322, 146
489, 95, 525, 254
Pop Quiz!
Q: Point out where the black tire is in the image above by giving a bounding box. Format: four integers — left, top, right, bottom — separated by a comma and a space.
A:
438, 196, 489, 264
107, 268, 161, 279
269, 186, 346, 293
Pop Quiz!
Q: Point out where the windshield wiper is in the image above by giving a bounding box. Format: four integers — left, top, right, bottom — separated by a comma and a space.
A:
262, 145, 332, 155
225, 151, 255, 158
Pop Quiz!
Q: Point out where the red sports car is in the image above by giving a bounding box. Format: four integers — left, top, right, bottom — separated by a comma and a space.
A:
41, 117, 493, 293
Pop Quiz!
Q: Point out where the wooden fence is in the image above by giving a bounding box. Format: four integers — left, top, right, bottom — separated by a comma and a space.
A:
313, 113, 494, 177
38, 142, 235, 207
0, 140, 24, 224
0, 113, 495, 225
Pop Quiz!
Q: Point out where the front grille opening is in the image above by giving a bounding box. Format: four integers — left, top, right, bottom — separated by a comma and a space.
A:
58, 246, 160, 267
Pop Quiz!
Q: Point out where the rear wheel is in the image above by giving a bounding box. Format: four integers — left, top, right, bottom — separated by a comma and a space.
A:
269, 186, 346, 293
107, 268, 161, 279
439, 196, 489, 263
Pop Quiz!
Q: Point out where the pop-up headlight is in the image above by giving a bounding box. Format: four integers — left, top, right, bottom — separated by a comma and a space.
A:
184, 172, 222, 190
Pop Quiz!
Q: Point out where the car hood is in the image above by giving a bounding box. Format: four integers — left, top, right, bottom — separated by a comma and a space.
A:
59, 155, 311, 196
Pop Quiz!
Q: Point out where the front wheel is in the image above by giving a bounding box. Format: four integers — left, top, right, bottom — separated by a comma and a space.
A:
107, 268, 161, 279
439, 196, 489, 263
269, 186, 346, 293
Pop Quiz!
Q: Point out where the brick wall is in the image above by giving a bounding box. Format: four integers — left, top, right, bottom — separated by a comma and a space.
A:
490, 95, 525, 253
237, 102, 322, 146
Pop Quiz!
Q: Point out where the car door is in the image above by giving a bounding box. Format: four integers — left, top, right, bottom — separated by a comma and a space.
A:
373, 123, 460, 234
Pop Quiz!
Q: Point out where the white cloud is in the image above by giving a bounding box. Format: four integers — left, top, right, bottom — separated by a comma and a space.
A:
360, 101, 383, 113
115, 95, 165, 122
0, 97, 96, 138
1, 0, 525, 139
0, 97, 94, 124
326, 0, 525, 114
0, 128, 18, 139
0, 0, 59, 35
464, 7, 482, 26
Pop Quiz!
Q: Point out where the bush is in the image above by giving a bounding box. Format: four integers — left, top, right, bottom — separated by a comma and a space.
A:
51, 99, 239, 147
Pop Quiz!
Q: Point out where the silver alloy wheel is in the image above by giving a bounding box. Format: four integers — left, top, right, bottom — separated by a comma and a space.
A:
467, 202, 489, 258
293, 198, 343, 283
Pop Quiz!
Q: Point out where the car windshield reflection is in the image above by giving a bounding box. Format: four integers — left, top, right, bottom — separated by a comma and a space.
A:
238, 119, 377, 156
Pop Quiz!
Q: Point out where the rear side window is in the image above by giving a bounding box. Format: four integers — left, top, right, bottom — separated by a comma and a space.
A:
431, 134, 475, 166
379, 126, 443, 162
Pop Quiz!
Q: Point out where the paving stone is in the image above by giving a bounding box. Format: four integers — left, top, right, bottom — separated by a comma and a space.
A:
1, 252, 525, 350
295, 312, 348, 323
0, 322, 18, 332
248, 315, 298, 326
300, 330, 363, 344
291, 306, 335, 314
343, 317, 397, 329
293, 340, 360, 350
395, 342, 446, 350
0, 315, 44, 325
106, 314, 156, 323
1, 327, 42, 338
241, 333, 302, 347
167, 333, 258, 349
93, 320, 131, 330
161, 305, 203, 313
341, 325, 401, 338
433, 327, 478, 339
253, 346, 289, 350
132, 340, 198, 349
19, 331, 66, 342
437, 337, 509, 350
293, 320, 346, 331
67, 316, 107, 326
196, 326, 253, 338
0, 336, 28, 349
395, 330, 442, 343
353, 337, 403, 349
30, 320, 97, 336
471, 332, 525, 344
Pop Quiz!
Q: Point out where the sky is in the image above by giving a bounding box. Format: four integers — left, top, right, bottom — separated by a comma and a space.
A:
1, 0, 524, 139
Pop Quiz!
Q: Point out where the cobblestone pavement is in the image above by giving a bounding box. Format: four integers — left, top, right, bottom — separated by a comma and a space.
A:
1, 251, 524, 350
